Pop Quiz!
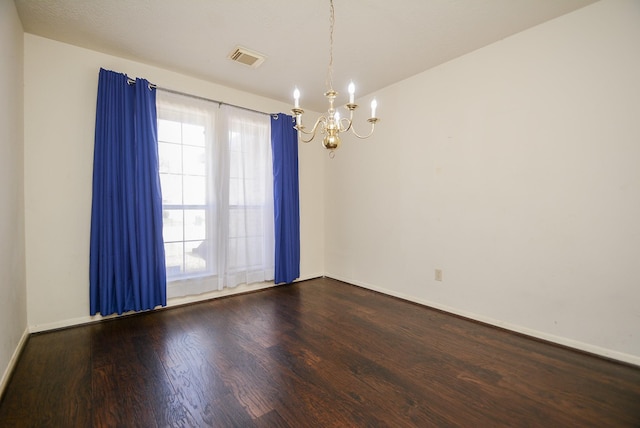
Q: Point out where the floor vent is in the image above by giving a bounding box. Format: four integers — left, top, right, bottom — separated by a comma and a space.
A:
228, 46, 266, 68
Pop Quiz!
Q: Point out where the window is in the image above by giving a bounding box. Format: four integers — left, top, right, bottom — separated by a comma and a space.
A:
157, 91, 274, 298
158, 112, 211, 279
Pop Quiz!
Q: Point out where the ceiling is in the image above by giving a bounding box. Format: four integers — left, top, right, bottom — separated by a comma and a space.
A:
14, 0, 597, 112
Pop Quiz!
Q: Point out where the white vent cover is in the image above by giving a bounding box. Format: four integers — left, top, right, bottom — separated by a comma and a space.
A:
227, 46, 266, 68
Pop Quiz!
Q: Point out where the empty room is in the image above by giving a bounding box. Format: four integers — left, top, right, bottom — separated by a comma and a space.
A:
1, 0, 639, 426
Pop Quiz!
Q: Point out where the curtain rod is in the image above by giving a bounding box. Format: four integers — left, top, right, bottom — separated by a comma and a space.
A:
126, 77, 277, 118
157, 87, 277, 118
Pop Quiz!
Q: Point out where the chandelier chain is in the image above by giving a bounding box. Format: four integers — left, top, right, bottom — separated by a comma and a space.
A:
326, 0, 335, 92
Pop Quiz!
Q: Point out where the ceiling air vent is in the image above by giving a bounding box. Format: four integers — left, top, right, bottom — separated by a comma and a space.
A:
227, 46, 266, 68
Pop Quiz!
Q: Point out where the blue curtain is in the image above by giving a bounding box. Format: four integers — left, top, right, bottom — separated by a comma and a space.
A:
90, 68, 166, 316
271, 114, 300, 284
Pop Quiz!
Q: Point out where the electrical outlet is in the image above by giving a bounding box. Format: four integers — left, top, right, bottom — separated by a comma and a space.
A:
435, 269, 443, 282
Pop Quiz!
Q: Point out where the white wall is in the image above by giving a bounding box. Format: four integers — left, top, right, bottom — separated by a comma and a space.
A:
325, 0, 640, 365
0, 0, 28, 392
24, 35, 325, 330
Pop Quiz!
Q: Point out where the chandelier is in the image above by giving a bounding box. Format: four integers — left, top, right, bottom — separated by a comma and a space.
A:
291, 0, 379, 155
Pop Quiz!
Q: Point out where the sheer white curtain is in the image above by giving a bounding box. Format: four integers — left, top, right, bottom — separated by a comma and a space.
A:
216, 105, 274, 289
156, 90, 273, 299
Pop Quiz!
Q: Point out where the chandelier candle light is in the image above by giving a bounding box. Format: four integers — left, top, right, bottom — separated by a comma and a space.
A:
291, 0, 379, 155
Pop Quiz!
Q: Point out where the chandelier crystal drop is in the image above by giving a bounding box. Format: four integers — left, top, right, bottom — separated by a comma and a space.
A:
291, 0, 379, 156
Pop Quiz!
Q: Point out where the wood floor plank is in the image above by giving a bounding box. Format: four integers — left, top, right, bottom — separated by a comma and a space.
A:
1, 277, 639, 427
0, 326, 93, 426
91, 322, 178, 427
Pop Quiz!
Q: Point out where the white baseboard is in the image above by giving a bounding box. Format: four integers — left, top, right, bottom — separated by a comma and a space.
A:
31, 275, 632, 367
325, 273, 640, 367
28, 275, 324, 334
0, 327, 30, 398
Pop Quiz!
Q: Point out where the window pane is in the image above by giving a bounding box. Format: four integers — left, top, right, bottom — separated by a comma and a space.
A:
230, 149, 242, 178
183, 145, 206, 176
245, 208, 262, 237
246, 237, 263, 266
185, 240, 206, 273
184, 209, 206, 241
158, 142, 182, 174
229, 178, 244, 206
165, 242, 184, 276
183, 123, 205, 147
158, 119, 182, 144
229, 209, 244, 238
245, 179, 262, 205
162, 209, 184, 242
227, 237, 243, 270
160, 173, 183, 205
183, 175, 206, 205
189, 239, 211, 262
229, 131, 241, 151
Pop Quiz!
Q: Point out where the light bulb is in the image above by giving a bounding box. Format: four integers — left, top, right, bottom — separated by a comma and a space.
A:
371, 99, 377, 118
348, 81, 355, 104
293, 87, 300, 108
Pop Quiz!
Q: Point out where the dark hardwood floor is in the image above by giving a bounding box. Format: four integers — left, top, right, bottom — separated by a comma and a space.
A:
1, 277, 639, 427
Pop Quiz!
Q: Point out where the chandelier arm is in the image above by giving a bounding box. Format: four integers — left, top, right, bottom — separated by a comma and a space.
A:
298, 132, 317, 144
349, 121, 378, 139
297, 116, 327, 143
338, 117, 352, 133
